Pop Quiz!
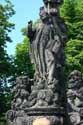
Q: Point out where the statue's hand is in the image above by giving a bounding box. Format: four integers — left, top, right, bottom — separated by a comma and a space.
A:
28, 20, 33, 28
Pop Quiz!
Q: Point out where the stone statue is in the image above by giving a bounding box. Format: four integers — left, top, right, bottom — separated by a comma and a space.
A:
11, 76, 32, 110
27, 0, 67, 108
7, 0, 69, 125
27, 7, 67, 82
67, 70, 83, 125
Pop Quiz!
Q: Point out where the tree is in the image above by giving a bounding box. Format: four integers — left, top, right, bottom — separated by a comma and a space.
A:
0, 0, 15, 117
0, 0, 15, 74
61, 0, 77, 23
15, 37, 34, 78
60, 0, 83, 76
65, 39, 83, 76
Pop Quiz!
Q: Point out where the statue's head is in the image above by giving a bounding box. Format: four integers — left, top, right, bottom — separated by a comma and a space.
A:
43, 0, 63, 5
39, 6, 48, 21
68, 70, 83, 89
42, 0, 63, 16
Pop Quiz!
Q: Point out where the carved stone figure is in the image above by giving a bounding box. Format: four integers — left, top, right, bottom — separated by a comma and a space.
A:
11, 76, 32, 110
27, 0, 67, 109
67, 70, 83, 125
27, 8, 67, 81
7, 0, 69, 125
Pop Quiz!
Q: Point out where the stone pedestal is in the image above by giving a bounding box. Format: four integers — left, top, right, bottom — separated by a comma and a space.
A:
7, 107, 67, 125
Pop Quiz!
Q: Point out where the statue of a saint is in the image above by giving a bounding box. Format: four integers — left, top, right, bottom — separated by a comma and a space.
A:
27, 4, 67, 83
26, 0, 67, 108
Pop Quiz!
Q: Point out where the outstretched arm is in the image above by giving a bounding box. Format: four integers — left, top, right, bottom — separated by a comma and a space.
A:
26, 21, 36, 41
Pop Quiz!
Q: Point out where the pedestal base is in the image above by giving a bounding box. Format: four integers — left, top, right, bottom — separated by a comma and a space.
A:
7, 107, 66, 125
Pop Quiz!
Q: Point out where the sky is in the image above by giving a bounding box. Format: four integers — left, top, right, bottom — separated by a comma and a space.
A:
6, 0, 43, 55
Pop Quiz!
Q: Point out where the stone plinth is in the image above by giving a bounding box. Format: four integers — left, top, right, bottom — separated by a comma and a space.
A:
7, 107, 68, 125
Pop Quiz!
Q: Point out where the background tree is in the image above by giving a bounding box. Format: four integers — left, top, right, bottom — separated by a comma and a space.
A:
0, 0, 15, 118
60, 0, 83, 76
15, 37, 34, 78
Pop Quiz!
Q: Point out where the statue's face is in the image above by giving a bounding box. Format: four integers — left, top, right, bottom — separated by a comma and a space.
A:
39, 7, 48, 21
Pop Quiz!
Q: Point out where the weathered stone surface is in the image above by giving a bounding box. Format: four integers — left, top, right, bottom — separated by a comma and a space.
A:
67, 70, 83, 125
27, 0, 67, 109
11, 76, 33, 110
7, 0, 69, 125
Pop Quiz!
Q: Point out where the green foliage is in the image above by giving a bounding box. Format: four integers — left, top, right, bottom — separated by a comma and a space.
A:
65, 39, 83, 75
61, 0, 83, 22
0, 116, 6, 125
0, 0, 15, 75
75, 0, 83, 21
0, 0, 15, 45
15, 37, 34, 78
72, 22, 83, 40
0, 0, 15, 117
61, 0, 77, 23
61, 0, 83, 39
61, 0, 83, 76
